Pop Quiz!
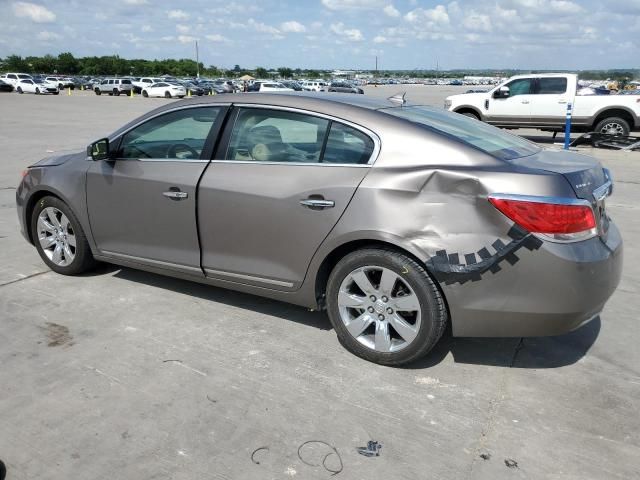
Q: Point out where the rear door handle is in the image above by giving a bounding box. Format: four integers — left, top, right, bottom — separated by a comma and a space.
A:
163, 190, 188, 200
300, 199, 335, 209
521, 100, 529, 104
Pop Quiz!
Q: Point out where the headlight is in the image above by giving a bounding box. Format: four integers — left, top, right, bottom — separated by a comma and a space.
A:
444, 99, 452, 109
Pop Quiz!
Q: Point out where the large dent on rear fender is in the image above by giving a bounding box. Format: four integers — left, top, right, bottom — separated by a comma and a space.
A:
325, 163, 575, 288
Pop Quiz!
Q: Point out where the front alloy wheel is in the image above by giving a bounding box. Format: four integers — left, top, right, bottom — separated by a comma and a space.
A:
37, 207, 76, 267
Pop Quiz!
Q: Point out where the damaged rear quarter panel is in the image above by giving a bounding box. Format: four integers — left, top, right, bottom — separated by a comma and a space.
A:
321, 134, 577, 335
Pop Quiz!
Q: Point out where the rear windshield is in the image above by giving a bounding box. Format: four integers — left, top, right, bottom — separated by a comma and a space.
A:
381, 105, 540, 161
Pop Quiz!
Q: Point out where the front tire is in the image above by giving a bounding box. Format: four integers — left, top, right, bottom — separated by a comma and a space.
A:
31, 196, 96, 275
326, 248, 447, 366
17, 87, 23, 94
460, 111, 480, 120
142, 90, 149, 97
95, 88, 101, 95
164, 91, 171, 98
594, 117, 630, 136
35, 88, 40, 94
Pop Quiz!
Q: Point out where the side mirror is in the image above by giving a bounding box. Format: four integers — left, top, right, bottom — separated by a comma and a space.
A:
493, 86, 510, 99
87, 138, 111, 161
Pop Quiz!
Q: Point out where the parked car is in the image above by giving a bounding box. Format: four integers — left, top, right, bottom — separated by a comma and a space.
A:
94, 78, 133, 96
0, 73, 33, 88
141, 82, 186, 98
181, 81, 205, 96
0, 79, 14, 92
280, 80, 303, 91
445, 73, 640, 135
300, 81, 327, 92
247, 81, 294, 92
132, 77, 164, 93
327, 82, 364, 94
15, 78, 59, 95
15, 94, 622, 366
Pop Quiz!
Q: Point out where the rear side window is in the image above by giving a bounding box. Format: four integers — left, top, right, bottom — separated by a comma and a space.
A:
122, 80, 132, 84
537, 78, 567, 94
323, 123, 374, 164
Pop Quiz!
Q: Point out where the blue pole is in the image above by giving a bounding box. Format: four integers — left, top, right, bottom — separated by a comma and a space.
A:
563, 102, 572, 150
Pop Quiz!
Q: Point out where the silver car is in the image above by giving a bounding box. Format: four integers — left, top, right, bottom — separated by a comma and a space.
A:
16, 93, 623, 365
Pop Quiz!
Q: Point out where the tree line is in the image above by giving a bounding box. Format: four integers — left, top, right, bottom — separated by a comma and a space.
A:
1, 53, 637, 81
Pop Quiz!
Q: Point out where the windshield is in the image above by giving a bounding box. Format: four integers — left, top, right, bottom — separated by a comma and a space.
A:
381, 105, 540, 161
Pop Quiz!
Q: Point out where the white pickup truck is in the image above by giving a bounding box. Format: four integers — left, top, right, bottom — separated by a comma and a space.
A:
445, 73, 640, 136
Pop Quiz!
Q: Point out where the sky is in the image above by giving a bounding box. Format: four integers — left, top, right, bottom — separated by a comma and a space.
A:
0, 0, 639, 70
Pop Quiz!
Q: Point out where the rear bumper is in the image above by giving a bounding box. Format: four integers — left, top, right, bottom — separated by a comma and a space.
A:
446, 224, 623, 337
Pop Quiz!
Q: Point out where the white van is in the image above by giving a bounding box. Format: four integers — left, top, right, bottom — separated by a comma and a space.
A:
0, 73, 34, 88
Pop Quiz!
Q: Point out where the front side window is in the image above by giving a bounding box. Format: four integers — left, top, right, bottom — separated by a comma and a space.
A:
226, 108, 329, 163
118, 107, 221, 160
537, 77, 567, 94
505, 78, 532, 96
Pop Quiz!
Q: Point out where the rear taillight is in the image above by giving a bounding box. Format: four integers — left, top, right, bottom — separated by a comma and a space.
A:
488, 195, 596, 242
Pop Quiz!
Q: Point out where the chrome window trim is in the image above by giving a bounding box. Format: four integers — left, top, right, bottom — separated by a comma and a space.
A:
222, 103, 381, 166
136, 158, 209, 163
204, 268, 294, 288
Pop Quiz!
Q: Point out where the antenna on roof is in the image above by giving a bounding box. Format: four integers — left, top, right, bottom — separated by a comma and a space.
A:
387, 92, 407, 106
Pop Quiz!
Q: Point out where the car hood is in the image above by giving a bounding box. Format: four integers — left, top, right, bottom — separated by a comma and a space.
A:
509, 148, 608, 200
447, 92, 488, 101
31, 150, 84, 167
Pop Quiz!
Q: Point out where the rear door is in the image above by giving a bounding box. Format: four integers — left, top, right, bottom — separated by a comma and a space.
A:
529, 77, 570, 126
86, 105, 226, 273
198, 106, 377, 291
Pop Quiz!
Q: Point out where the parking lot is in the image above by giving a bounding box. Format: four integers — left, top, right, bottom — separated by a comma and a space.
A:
1, 86, 639, 479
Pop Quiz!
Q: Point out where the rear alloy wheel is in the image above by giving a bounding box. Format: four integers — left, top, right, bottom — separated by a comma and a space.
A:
594, 117, 630, 136
31, 196, 96, 275
164, 91, 172, 98
326, 248, 447, 366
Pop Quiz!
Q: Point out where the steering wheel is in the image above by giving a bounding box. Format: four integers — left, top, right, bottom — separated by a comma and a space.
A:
167, 143, 199, 159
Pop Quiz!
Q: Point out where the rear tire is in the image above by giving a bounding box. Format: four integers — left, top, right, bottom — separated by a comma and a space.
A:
142, 90, 148, 97
164, 91, 171, 98
35, 88, 40, 94
31, 196, 97, 276
113, 89, 120, 96
95, 88, 101, 95
326, 248, 447, 366
17, 87, 23, 94
594, 117, 630, 136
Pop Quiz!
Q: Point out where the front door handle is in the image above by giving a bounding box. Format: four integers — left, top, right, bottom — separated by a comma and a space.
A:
163, 190, 188, 200
300, 198, 335, 209
521, 100, 530, 104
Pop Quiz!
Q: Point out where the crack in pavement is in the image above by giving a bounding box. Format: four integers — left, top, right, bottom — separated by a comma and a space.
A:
466, 338, 524, 478
0, 270, 50, 288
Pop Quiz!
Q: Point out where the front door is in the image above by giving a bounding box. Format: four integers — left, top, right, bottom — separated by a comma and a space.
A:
86, 105, 225, 273
198, 107, 376, 290
487, 77, 534, 126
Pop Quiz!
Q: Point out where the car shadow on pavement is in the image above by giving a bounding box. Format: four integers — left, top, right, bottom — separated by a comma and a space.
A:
109, 266, 332, 331
410, 317, 601, 370
101, 265, 601, 368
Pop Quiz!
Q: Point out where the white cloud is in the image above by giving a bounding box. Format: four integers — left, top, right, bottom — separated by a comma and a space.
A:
36, 30, 61, 40
167, 9, 189, 20
141, 25, 153, 32
122, 0, 148, 4
177, 35, 196, 44
280, 21, 306, 33
405, 5, 449, 24
383, 4, 400, 17
463, 12, 492, 32
248, 18, 280, 35
12, 2, 56, 23
205, 34, 229, 42
373, 35, 387, 43
330, 22, 364, 41
322, 0, 386, 10
176, 24, 190, 34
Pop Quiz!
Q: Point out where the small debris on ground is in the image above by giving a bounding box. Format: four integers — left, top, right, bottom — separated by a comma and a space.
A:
479, 452, 491, 460
357, 440, 382, 457
504, 458, 518, 469
251, 446, 269, 465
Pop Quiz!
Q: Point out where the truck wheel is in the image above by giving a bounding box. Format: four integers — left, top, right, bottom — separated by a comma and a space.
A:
95, 88, 101, 95
113, 88, 120, 96
460, 111, 480, 120
594, 117, 630, 136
